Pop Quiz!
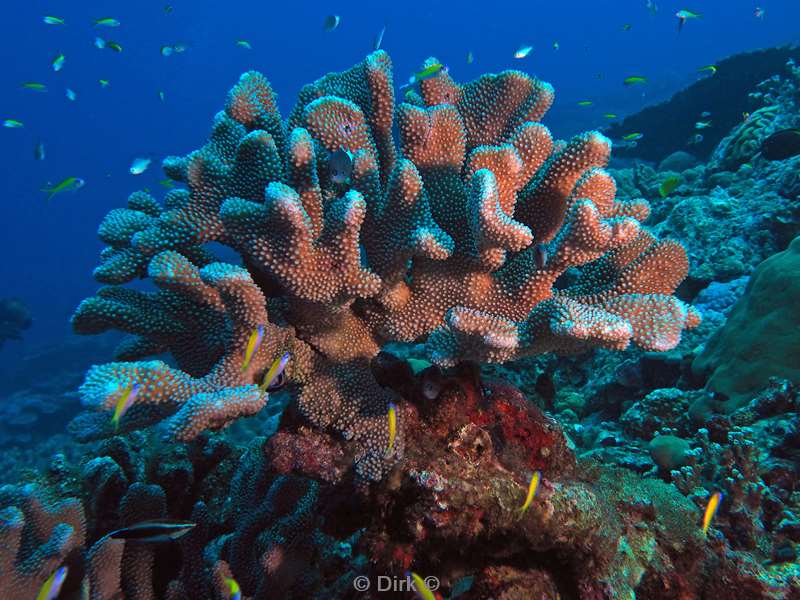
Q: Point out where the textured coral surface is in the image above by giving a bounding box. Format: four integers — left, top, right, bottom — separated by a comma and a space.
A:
71, 51, 698, 483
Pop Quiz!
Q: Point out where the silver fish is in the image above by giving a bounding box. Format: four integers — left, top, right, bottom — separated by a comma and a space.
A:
329, 148, 353, 185
107, 519, 196, 543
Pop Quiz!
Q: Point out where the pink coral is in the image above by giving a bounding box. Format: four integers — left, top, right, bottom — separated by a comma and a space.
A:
73, 51, 698, 480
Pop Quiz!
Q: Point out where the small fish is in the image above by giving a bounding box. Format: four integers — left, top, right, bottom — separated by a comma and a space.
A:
700, 111, 711, 117
519, 471, 541, 514
761, 129, 800, 161
646, 0, 658, 16
172, 43, 188, 53
160, 45, 173, 56
4, 119, 24, 128
242, 325, 265, 372
130, 157, 152, 175
52, 53, 65, 72
577, 100, 593, 107
688, 133, 704, 145
159, 178, 174, 188
94, 18, 120, 27
387, 402, 397, 455
35, 141, 45, 161
224, 577, 241, 600
623, 75, 647, 85
754, 7, 765, 19
466, 50, 474, 64
65, 88, 77, 101
622, 132, 644, 141
108, 519, 196, 543
106, 41, 123, 52
110, 383, 140, 430
659, 175, 681, 198
552, 41, 560, 51
697, 64, 717, 75
323, 14, 340, 31
99, 79, 110, 87
21, 82, 47, 92
702, 491, 723, 536
94, 37, 106, 49
676, 9, 701, 32
514, 45, 533, 59
158, 90, 165, 102
406, 571, 436, 600
401, 62, 448, 89
329, 147, 354, 184
235, 40, 252, 49
41, 176, 85, 201
695, 120, 712, 130
622, 23, 633, 31
43, 16, 65, 25
603, 113, 619, 119
36, 566, 68, 600
164, 5, 174, 13
742, 111, 751, 123
373, 25, 386, 51
534, 244, 548, 269
259, 352, 290, 393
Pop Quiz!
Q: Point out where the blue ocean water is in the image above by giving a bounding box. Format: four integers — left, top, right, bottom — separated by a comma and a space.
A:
1, 1, 798, 367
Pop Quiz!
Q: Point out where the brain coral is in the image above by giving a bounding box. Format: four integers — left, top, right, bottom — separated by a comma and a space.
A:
72, 51, 698, 480
694, 236, 800, 411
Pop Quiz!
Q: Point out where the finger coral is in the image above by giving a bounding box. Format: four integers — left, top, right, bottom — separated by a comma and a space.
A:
73, 51, 698, 480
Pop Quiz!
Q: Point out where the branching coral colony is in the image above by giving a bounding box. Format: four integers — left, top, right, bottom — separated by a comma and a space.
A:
71, 51, 699, 481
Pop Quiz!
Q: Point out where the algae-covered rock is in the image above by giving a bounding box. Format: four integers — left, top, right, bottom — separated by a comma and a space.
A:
648, 434, 692, 471
693, 237, 800, 411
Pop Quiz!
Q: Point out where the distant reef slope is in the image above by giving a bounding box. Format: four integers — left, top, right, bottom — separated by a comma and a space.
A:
604, 45, 800, 163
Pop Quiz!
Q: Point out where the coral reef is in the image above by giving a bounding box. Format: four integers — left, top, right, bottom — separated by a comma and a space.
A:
604, 46, 800, 163
693, 236, 800, 411
6, 44, 800, 600
710, 58, 800, 172
70, 51, 698, 482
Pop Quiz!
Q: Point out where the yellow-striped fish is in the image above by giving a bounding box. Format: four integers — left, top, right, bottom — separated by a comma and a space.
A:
387, 402, 397, 455
36, 566, 68, 600
519, 471, 541, 514
406, 571, 436, 600
702, 491, 723, 536
259, 352, 290, 392
224, 577, 241, 600
111, 383, 140, 430
241, 325, 264, 372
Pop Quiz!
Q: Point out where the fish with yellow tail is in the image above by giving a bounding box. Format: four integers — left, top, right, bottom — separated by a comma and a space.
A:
41, 176, 85, 201
224, 577, 241, 600
406, 571, 437, 600
259, 352, 290, 393
519, 470, 541, 514
241, 325, 264, 372
386, 402, 397, 455
703, 491, 723, 536
110, 382, 141, 430
37, 566, 68, 600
